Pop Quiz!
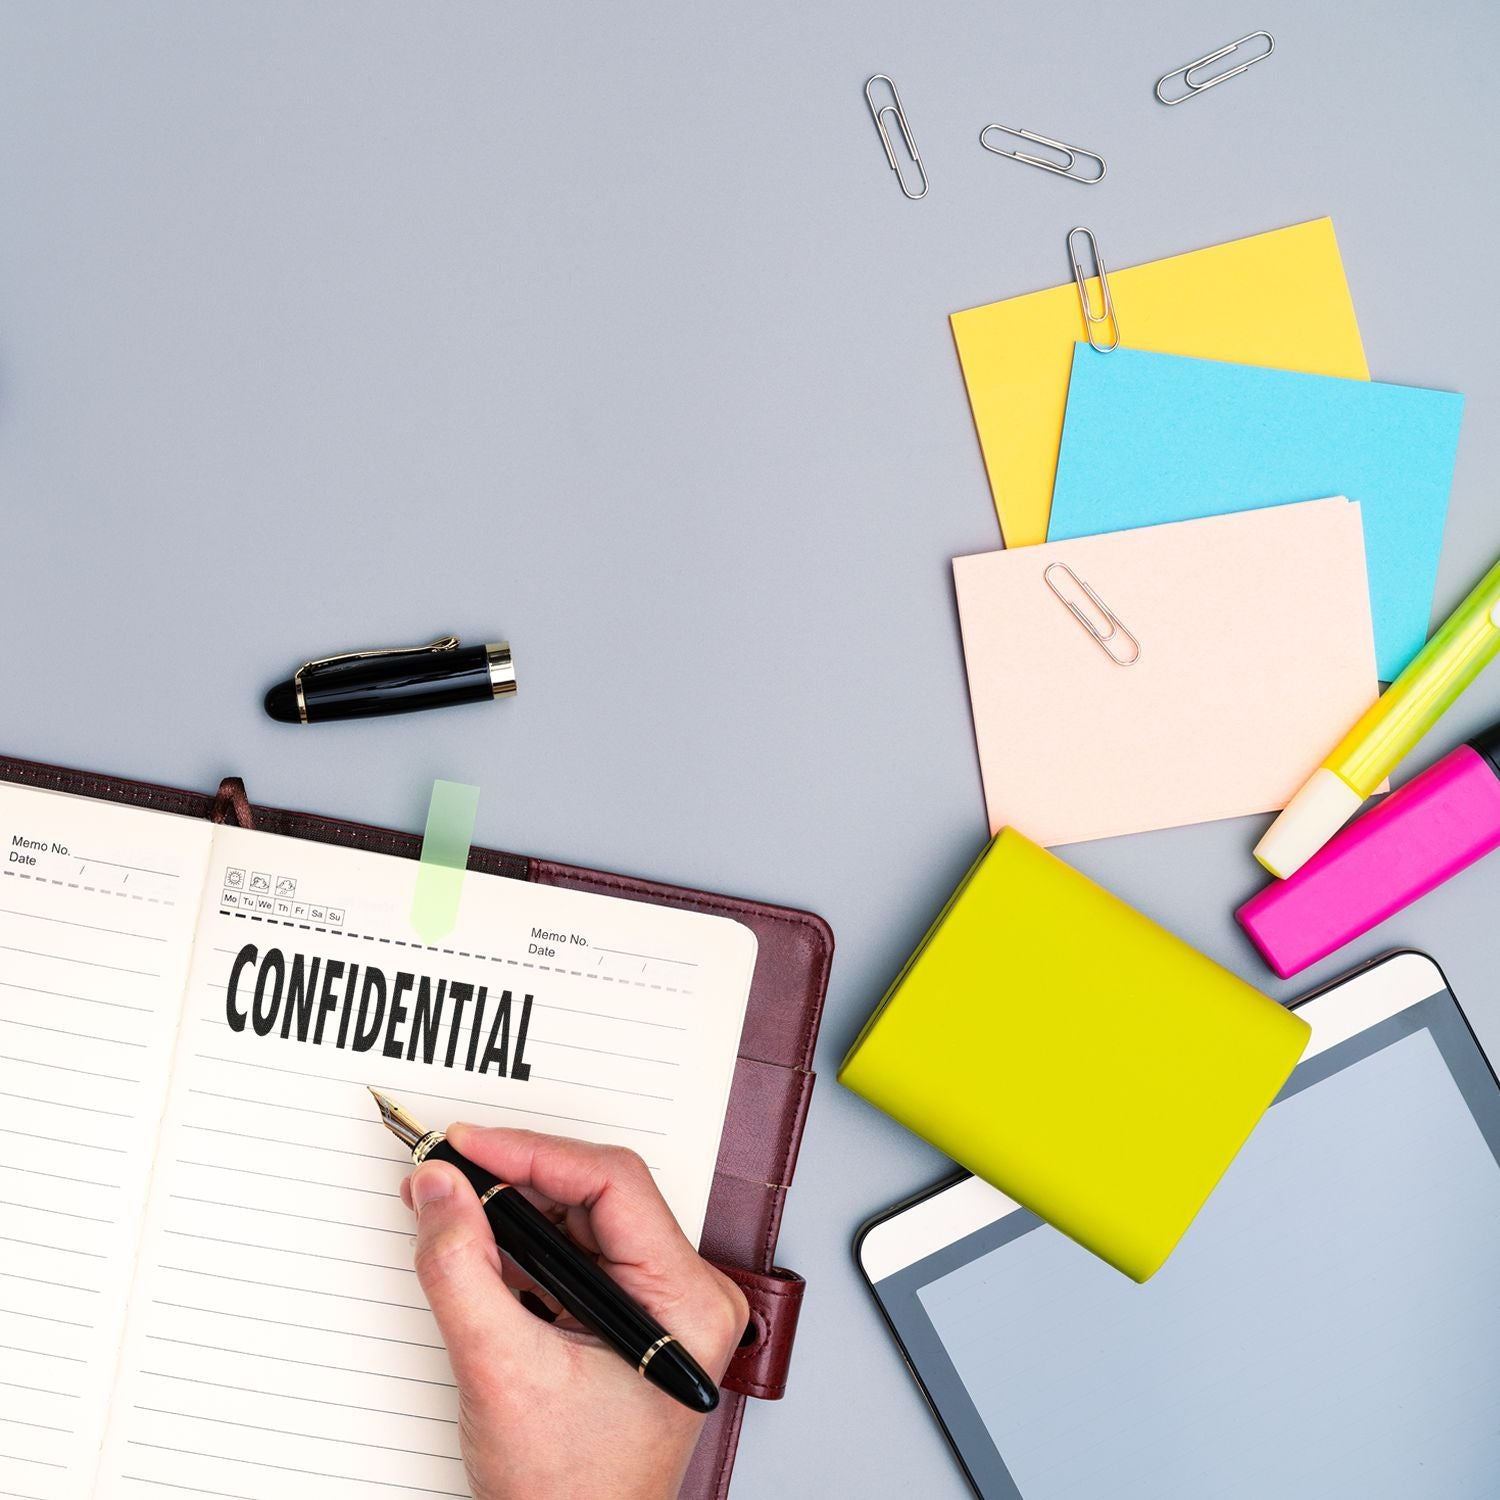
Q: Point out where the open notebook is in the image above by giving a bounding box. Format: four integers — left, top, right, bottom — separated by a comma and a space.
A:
0, 781, 758, 1500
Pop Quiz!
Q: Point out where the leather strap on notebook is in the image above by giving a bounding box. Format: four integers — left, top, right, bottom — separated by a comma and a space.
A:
211, 776, 255, 829
714, 1264, 805, 1401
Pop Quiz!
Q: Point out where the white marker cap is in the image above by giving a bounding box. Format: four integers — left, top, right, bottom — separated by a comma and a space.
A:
1254, 768, 1365, 878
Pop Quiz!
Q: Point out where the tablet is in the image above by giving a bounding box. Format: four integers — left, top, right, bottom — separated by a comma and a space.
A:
856, 951, 1500, 1500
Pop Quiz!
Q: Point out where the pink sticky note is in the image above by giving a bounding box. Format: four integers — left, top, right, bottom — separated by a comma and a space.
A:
953, 499, 1380, 846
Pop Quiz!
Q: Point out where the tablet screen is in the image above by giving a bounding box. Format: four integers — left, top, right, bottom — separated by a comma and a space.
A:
867, 971, 1500, 1499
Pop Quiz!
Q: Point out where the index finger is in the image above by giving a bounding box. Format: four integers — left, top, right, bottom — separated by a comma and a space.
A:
444, 1123, 699, 1276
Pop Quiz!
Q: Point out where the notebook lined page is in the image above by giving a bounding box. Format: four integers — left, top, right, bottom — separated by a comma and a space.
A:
0, 785, 212, 1500
95, 824, 756, 1500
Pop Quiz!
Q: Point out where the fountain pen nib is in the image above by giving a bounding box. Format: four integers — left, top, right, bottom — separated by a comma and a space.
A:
368, 1087, 427, 1150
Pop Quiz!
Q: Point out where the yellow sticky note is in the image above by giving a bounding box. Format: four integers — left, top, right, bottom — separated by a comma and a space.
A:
838, 828, 1310, 1280
950, 219, 1369, 547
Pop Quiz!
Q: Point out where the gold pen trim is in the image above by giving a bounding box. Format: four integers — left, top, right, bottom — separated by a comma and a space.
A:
478, 1183, 511, 1206
637, 1334, 675, 1375
485, 641, 516, 698
412, 1130, 447, 1164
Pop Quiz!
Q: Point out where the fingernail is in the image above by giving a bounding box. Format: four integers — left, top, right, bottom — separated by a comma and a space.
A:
411, 1165, 453, 1211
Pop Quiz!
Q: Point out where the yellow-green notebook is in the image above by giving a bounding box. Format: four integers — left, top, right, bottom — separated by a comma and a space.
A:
839, 829, 1309, 1280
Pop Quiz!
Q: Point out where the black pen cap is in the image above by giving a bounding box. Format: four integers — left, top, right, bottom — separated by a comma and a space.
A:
264, 637, 515, 724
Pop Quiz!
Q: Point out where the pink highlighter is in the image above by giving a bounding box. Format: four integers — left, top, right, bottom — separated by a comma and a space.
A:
1238, 721, 1500, 978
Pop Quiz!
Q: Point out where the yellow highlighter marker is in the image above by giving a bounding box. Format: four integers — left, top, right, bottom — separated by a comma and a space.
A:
1256, 555, 1500, 878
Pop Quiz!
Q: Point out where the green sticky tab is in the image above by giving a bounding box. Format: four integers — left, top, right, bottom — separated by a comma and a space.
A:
411, 781, 481, 942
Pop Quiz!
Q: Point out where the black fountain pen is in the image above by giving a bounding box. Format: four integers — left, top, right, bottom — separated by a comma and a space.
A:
370, 1089, 719, 1414
265, 635, 516, 724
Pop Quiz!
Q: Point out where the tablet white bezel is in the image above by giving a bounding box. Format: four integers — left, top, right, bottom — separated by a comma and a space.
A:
858, 950, 1449, 1284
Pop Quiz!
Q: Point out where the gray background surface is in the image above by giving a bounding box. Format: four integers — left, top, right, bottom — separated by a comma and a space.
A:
3, 3, 1498, 1495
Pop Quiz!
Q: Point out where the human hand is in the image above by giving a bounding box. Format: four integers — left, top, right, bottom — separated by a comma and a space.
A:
401, 1126, 748, 1500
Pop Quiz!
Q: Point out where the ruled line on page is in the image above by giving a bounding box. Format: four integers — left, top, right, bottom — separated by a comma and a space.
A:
164, 1197, 414, 1240
72, 856, 179, 879
0, 1306, 96, 1330
0, 906, 168, 943
0, 944, 159, 977
119, 1478, 254, 1500
0, 1199, 114, 1225
0, 1164, 121, 1190
0, 1273, 99, 1296
5, 1055, 141, 1085
131, 1407, 457, 1461
593, 945, 698, 967
0, 1089, 135, 1119
172, 1161, 394, 1197
536, 1035, 681, 1065
162, 1229, 415, 1273
526, 1072, 673, 1101
0, 1343, 87, 1365
379, 1082, 669, 1137
0, 1235, 107, 1260
149, 1301, 439, 1352
138, 1371, 457, 1425
144, 1302, 441, 1362
190, 1053, 447, 1096
179, 1124, 402, 1164
172, 1144, 652, 1185
0, 979, 152, 1013
540, 1002, 686, 1031
186, 1088, 372, 1124
190, 1054, 669, 1136
123, 1446, 465, 1497
0, 1378, 80, 1400
0, 1128, 128, 1154
156, 1266, 425, 1312
193, 1016, 674, 1098
182, 1089, 659, 1174
175, 1094, 643, 1170
143, 1337, 453, 1386
0, 1016, 148, 1048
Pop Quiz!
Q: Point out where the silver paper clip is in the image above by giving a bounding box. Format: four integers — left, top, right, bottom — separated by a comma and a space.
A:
1068, 226, 1120, 353
865, 74, 928, 200
1044, 563, 1141, 666
979, 125, 1106, 184
1155, 31, 1275, 105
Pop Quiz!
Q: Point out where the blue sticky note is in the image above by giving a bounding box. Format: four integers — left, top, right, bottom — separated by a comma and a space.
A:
1049, 347, 1465, 680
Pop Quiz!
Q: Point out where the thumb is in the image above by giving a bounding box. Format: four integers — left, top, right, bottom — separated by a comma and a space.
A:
409, 1161, 544, 1391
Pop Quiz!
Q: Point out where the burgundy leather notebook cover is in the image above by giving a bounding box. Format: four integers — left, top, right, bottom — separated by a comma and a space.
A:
0, 754, 833, 1500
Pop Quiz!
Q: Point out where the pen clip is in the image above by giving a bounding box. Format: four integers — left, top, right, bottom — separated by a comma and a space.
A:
293, 635, 461, 722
